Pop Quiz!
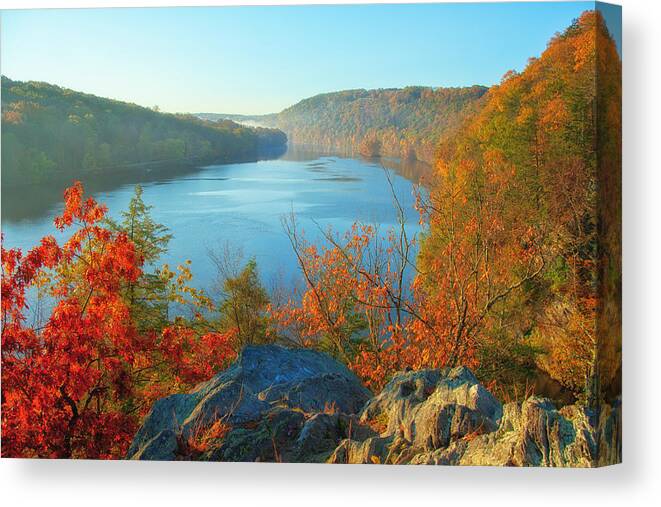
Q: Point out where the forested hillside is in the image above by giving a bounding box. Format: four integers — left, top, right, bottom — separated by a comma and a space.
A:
1, 77, 286, 186
200, 86, 487, 164
419, 10, 622, 401
273, 86, 486, 163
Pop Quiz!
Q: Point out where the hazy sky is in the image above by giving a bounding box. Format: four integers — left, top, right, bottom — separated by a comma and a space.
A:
0, 2, 620, 115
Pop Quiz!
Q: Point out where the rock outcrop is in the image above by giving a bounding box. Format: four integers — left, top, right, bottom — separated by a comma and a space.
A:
127, 345, 372, 461
328, 368, 621, 467
128, 345, 621, 466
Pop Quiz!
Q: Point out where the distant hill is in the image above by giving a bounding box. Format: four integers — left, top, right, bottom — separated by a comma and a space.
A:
198, 86, 487, 164
1, 77, 286, 186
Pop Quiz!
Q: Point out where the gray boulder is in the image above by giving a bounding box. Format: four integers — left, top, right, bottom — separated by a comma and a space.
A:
328, 366, 503, 464
455, 397, 622, 467
127, 344, 372, 461
361, 367, 502, 448
203, 409, 375, 463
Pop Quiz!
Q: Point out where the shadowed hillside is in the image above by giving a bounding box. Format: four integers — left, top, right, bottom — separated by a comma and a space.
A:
1, 77, 287, 187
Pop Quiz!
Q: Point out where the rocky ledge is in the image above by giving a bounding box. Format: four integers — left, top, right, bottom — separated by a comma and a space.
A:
127, 345, 621, 466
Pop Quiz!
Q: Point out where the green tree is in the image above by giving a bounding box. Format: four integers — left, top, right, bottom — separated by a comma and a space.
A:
219, 259, 270, 347
106, 184, 173, 330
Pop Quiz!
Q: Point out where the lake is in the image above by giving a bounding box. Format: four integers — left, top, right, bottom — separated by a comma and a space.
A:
1, 146, 430, 297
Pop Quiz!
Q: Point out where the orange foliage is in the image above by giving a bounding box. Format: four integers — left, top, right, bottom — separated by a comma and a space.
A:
182, 417, 231, 458
271, 212, 482, 392
429, 10, 621, 399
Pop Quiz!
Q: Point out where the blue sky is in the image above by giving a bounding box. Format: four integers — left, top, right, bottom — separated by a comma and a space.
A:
0, 2, 620, 115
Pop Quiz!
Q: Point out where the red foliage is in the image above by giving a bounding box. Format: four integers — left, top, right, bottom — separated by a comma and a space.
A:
159, 325, 237, 387
1, 182, 236, 458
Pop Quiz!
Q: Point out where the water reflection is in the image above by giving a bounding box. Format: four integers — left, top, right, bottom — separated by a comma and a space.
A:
280, 144, 433, 185
2, 163, 204, 223
1, 144, 429, 224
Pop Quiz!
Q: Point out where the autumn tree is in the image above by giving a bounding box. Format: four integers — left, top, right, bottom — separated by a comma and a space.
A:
2, 182, 143, 458
359, 131, 382, 158
415, 148, 547, 392
271, 168, 478, 391
426, 10, 621, 404
1, 182, 237, 458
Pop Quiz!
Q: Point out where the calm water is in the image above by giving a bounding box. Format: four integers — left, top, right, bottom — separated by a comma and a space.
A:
1, 146, 430, 294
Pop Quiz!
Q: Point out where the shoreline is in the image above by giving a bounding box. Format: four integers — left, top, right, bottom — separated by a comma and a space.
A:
0, 143, 288, 191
